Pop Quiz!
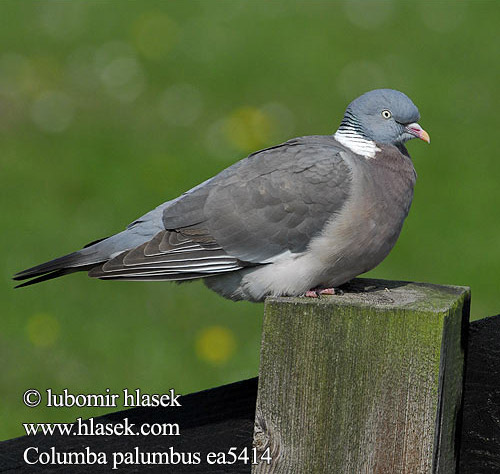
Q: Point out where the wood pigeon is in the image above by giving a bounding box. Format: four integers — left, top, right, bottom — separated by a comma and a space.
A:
14, 89, 430, 301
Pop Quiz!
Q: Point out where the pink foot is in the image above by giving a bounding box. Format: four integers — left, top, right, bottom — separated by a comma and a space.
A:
304, 288, 339, 298
305, 290, 319, 298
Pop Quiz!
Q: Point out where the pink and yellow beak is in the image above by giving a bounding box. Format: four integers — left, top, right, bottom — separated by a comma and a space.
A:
405, 123, 430, 143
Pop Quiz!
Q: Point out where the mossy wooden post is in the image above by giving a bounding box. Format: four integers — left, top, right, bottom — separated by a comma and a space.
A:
252, 278, 470, 474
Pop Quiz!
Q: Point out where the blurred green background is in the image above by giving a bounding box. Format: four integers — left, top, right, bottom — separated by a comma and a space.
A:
1, 0, 498, 440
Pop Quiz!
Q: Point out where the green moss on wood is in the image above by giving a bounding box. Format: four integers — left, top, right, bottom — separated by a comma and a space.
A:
253, 278, 470, 474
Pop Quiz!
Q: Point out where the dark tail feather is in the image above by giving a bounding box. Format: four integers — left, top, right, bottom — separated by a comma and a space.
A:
13, 252, 87, 281
13, 250, 105, 287
14, 265, 95, 288
13, 229, 148, 287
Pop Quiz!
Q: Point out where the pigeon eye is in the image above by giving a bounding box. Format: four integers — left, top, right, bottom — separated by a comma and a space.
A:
381, 110, 392, 119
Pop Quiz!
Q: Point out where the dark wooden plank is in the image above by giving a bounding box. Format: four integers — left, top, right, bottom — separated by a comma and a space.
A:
0, 378, 258, 473
460, 314, 500, 474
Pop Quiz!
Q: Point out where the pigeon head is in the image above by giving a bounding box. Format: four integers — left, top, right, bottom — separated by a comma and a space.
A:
336, 89, 430, 152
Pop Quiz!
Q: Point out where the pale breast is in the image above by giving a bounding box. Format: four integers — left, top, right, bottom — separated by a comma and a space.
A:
307, 145, 416, 286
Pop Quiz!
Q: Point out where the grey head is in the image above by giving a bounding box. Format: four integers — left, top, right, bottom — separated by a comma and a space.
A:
337, 89, 430, 147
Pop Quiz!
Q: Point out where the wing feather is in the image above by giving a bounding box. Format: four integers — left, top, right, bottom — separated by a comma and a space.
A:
88, 229, 245, 280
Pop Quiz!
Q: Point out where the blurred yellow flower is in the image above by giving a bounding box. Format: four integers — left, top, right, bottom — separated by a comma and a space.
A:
195, 326, 236, 365
224, 106, 274, 153
26, 313, 60, 348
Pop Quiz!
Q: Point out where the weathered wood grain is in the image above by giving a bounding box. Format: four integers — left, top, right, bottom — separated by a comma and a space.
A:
252, 278, 470, 474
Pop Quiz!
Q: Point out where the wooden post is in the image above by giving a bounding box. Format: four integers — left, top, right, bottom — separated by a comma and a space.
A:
252, 278, 470, 474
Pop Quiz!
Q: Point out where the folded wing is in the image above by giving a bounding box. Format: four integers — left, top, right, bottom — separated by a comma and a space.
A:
14, 135, 352, 285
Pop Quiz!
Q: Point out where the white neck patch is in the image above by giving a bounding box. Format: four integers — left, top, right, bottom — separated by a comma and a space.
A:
334, 128, 380, 159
